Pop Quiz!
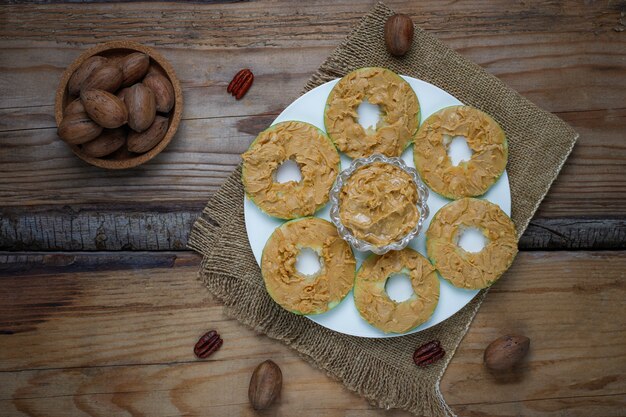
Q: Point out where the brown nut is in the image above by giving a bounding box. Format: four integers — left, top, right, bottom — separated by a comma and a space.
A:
120, 52, 150, 87
248, 360, 282, 410
127, 115, 168, 153
484, 335, 530, 371
193, 330, 223, 359
143, 73, 175, 113
116, 87, 131, 103
81, 62, 123, 94
57, 112, 103, 145
384, 14, 414, 57
81, 89, 128, 129
81, 127, 127, 158
413, 340, 445, 367
67, 55, 107, 96
64, 98, 86, 116
146, 63, 167, 78
125, 83, 156, 132
227, 68, 254, 100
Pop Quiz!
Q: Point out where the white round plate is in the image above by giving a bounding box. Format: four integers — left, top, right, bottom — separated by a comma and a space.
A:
244, 76, 511, 338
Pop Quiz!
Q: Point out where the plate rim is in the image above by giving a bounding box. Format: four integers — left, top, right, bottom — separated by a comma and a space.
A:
243, 74, 511, 338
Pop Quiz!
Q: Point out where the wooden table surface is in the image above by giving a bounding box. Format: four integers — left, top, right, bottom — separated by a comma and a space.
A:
1, 1, 625, 416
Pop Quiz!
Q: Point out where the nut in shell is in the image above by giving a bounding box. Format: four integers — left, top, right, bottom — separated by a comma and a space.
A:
57, 112, 103, 145
67, 55, 107, 96
143, 73, 175, 113
81, 89, 128, 129
248, 360, 282, 410
484, 335, 530, 372
384, 14, 414, 56
125, 83, 156, 132
146, 63, 167, 78
81, 127, 127, 158
55, 41, 183, 169
117, 87, 131, 103
127, 115, 168, 153
81, 63, 123, 94
120, 52, 150, 87
64, 98, 86, 116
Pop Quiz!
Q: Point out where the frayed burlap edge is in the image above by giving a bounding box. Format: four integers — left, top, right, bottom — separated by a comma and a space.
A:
188, 2, 578, 416
188, 167, 488, 416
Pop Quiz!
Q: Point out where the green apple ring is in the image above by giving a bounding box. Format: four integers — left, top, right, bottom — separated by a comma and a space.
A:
353, 248, 439, 334
242, 121, 341, 220
413, 105, 508, 199
324, 67, 420, 158
261, 217, 356, 315
426, 198, 518, 290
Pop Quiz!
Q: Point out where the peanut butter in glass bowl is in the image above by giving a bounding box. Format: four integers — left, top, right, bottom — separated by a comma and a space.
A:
329, 154, 429, 255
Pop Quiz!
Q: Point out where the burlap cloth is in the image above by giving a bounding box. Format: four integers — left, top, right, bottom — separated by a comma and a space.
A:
188, 2, 578, 416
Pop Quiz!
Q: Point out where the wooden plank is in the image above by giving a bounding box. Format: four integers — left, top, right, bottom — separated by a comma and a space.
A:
0, 250, 199, 276
1, 31, 624, 131
0, 204, 203, 251
0, 1, 621, 50
0, 26, 623, 122
0, 360, 414, 417
441, 251, 626, 406
520, 218, 626, 250
536, 108, 626, 218
0, 108, 624, 215
0, 43, 325, 128
0, 1, 623, 120
1, 202, 625, 251
0, 116, 252, 206
451, 395, 626, 417
0, 2, 624, 222
15, 0, 243, 4
0, 251, 624, 416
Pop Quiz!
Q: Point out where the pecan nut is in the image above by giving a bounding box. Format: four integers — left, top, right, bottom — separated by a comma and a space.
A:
194, 330, 223, 358
227, 68, 254, 100
413, 339, 445, 367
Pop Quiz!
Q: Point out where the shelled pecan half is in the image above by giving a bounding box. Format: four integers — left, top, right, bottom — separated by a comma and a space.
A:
194, 330, 223, 358
413, 339, 445, 367
227, 68, 254, 100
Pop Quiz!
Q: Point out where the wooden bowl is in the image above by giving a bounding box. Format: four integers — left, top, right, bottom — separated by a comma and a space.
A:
54, 41, 183, 169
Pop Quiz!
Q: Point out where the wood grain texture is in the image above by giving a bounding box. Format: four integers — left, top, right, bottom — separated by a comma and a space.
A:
536, 108, 626, 218
520, 217, 626, 250
1, 1, 625, 415
1, 204, 625, 251
0, 251, 624, 416
0, 0, 624, 219
0, 107, 624, 218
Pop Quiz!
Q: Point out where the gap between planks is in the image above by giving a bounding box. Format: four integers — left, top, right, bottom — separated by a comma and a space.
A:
1, 206, 625, 252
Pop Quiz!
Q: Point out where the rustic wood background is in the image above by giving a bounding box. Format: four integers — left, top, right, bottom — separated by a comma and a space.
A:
1, 1, 625, 416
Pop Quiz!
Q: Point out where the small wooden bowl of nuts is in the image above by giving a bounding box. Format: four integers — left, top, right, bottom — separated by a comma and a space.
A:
54, 40, 183, 169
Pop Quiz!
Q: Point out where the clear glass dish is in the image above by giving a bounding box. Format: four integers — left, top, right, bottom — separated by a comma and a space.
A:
329, 154, 430, 255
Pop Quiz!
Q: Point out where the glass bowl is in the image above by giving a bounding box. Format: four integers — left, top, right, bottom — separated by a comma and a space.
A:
329, 154, 430, 255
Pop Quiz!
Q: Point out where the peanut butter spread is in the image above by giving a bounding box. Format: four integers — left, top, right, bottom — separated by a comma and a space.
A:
426, 198, 518, 290
261, 217, 356, 315
339, 162, 419, 246
413, 105, 508, 199
242, 121, 340, 219
354, 248, 439, 334
324, 67, 420, 158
